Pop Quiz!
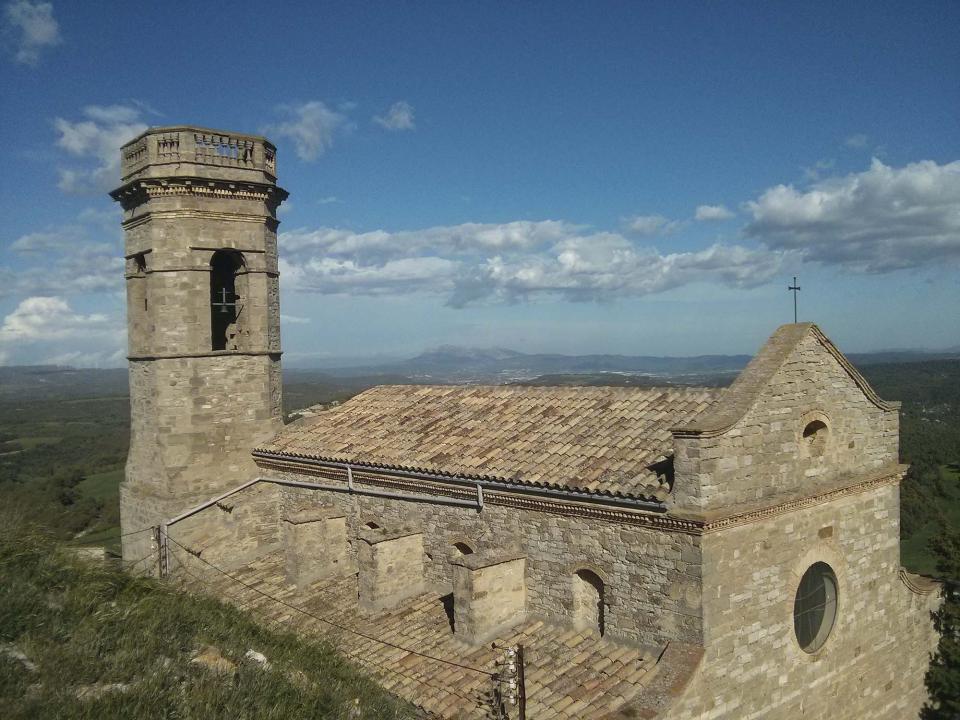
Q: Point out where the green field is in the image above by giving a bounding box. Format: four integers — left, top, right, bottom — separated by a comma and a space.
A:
901, 465, 960, 576
77, 467, 124, 503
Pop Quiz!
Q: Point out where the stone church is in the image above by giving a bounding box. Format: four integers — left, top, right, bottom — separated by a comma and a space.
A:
112, 125, 940, 719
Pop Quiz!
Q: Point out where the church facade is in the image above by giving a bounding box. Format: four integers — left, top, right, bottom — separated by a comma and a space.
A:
112, 125, 940, 719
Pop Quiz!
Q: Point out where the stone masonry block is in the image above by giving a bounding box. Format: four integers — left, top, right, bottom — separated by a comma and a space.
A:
357, 526, 425, 612
282, 505, 348, 588
452, 550, 526, 644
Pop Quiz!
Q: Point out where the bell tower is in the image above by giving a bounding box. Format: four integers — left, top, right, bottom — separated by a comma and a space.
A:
110, 126, 288, 563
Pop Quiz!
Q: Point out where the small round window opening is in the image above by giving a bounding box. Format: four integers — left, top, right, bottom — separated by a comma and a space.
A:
794, 562, 838, 653
803, 419, 829, 458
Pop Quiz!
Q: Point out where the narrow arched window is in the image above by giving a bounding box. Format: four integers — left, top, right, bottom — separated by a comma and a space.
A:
210, 251, 242, 350
572, 569, 605, 636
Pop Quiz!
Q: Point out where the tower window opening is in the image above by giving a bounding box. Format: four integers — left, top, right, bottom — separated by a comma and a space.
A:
210, 250, 243, 351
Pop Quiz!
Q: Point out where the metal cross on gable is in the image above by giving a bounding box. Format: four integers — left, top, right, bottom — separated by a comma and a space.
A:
788, 276, 801, 323
211, 286, 236, 314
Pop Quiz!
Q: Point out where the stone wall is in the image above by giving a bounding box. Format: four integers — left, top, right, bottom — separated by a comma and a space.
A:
452, 551, 527, 644
273, 474, 703, 647
674, 332, 899, 513
664, 483, 940, 720
120, 479, 282, 574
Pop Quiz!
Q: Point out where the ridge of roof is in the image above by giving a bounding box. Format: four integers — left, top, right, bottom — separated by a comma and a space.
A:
673, 323, 898, 437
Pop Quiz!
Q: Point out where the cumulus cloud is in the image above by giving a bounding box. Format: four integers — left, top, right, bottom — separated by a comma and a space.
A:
0, 296, 117, 342
694, 204, 735, 221
0, 297, 124, 367
745, 158, 960, 272
266, 101, 350, 161
1, 208, 123, 297
279, 219, 783, 306
54, 104, 148, 194
4, 0, 60, 65
373, 101, 415, 131
624, 214, 681, 236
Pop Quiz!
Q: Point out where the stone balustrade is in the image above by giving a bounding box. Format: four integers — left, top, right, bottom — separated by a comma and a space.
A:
119, 126, 277, 184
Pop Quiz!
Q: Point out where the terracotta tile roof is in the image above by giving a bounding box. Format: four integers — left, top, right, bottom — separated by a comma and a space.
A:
260, 384, 723, 500
173, 549, 674, 719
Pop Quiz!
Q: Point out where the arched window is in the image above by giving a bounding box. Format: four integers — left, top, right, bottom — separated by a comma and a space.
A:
210, 251, 243, 350
572, 569, 605, 636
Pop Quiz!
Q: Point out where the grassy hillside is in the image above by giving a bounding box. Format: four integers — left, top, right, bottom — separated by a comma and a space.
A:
0, 517, 415, 720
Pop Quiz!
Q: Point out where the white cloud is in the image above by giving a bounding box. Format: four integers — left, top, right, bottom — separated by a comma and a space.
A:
280, 314, 311, 324
1, 208, 124, 297
280, 220, 783, 306
624, 214, 681, 236
266, 101, 350, 162
41, 348, 126, 367
317, 196, 342, 205
373, 101, 415, 131
0, 296, 116, 341
0, 297, 125, 367
449, 238, 781, 307
4, 0, 60, 65
845, 133, 868, 149
54, 104, 148, 194
745, 158, 960, 272
694, 204, 735, 221
282, 220, 578, 263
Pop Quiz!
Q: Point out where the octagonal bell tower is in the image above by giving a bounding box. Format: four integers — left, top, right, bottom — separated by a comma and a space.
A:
110, 127, 288, 563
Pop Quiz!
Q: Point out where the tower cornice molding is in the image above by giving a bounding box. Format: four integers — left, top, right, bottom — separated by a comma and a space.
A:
110, 177, 289, 212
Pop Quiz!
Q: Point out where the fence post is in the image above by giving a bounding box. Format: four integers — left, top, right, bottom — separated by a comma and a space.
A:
158, 522, 169, 578
517, 644, 526, 720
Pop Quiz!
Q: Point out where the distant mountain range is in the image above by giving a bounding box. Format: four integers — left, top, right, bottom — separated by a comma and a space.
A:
3, 345, 958, 398
317, 344, 960, 384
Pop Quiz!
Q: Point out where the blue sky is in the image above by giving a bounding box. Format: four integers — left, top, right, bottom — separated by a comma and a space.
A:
1, 1, 958, 367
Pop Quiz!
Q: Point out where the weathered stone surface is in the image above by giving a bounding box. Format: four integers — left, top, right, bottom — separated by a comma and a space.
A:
357, 526, 425, 612
452, 550, 526, 643
282, 505, 348, 587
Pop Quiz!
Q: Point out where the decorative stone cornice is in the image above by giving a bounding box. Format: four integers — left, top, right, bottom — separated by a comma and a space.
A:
254, 455, 704, 534
899, 568, 942, 596
254, 453, 907, 539
700, 468, 904, 534
110, 177, 288, 213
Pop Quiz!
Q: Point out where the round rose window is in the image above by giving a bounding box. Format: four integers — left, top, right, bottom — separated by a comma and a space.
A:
794, 562, 838, 653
